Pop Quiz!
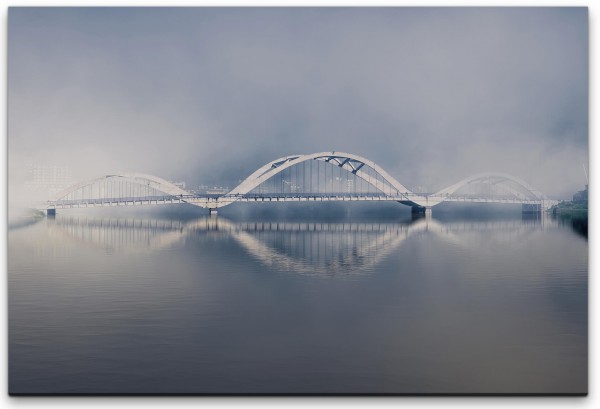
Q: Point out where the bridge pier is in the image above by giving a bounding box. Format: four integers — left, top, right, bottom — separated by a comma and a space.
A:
411, 206, 432, 216
208, 208, 218, 216
47, 208, 56, 217
522, 203, 542, 214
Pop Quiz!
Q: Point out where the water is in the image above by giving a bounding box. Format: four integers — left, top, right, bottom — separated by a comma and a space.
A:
8, 211, 588, 394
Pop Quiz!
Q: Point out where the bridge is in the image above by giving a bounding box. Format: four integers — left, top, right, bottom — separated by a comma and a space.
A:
45, 151, 558, 215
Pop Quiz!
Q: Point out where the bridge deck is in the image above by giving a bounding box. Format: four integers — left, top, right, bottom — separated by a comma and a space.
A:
46, 193, 547, 210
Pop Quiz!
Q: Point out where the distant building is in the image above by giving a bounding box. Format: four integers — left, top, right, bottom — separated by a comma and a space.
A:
206, 187, 229, 195
171, 181, 186, 190
23, 162, 74, 199
573, 185, 588, 203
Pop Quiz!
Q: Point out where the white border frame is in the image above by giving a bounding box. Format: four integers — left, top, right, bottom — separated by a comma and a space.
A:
1, 2, 594, 408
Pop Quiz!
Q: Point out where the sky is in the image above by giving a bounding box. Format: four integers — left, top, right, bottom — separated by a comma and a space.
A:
8, 7, 588, 200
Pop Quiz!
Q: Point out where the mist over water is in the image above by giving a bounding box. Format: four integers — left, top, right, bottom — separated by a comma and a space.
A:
8, 7, 588, 205
8, 210, 587, 394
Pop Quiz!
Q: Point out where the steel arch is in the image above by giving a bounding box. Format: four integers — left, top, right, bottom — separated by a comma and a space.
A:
51, 173, 190, 201
434, 172, 546, 200
226, 151, 413, 199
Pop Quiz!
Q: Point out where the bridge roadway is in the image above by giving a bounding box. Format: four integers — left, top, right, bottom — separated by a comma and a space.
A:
48, 192, 552, 214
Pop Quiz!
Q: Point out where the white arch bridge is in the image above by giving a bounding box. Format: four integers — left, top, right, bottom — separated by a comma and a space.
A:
45, 151, 558, 215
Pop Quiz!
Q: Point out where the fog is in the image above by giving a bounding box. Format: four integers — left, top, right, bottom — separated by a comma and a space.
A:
8, 7, 588, 203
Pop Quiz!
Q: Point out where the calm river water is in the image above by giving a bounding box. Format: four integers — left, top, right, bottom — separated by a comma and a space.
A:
8, 210, 587, 394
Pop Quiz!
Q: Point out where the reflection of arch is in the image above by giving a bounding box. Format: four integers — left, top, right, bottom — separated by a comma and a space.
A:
48, 216, 464, 277
48, 215, 545, 277
180, 218, 418, 277
435, 172, 546, 200
51, 173, 190, 201
227, 151, 414, 201
48, 217, 191, 254
210, 219, 425, 277
444, 221, 539, 250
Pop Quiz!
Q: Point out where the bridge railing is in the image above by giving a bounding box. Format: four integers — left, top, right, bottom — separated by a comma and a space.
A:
49, 191, 546, 205
221, 192, 415, 199
50, 195, 189, 206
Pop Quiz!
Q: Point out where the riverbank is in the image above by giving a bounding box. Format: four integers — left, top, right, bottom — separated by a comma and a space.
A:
8, 207, 45, 230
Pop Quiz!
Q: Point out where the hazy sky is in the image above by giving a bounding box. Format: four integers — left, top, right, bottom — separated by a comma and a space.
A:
8, 7, 588, 198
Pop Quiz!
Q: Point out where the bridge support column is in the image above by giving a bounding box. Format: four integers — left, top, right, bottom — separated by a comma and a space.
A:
411, 206, 432, 216
209, 208, 218, 216
47, 208, 56, 217
522, 203, 541, 214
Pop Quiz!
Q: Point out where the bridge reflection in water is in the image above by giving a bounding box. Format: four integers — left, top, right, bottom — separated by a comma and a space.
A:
47, 215, 544, 278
